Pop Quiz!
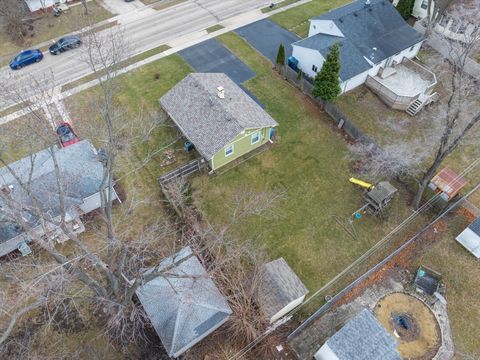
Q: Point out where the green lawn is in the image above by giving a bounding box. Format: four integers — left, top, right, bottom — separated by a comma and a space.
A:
0, 1, 112, 60
206, 24, 225, 34
61, 44, 171, 91
270, 0, 350, 37
262, 0, 302, 13
189, 32, 424, 296
412, 215, 480, 359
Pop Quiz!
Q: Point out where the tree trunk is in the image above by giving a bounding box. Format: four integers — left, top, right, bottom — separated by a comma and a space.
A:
81, 0, 88, 15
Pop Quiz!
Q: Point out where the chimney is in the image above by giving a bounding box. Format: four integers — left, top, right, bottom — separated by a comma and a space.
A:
217, 86, 225, 99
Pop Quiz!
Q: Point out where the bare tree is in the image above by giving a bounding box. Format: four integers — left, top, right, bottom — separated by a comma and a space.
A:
0, 0, 28, 45
412, 3, 480, 208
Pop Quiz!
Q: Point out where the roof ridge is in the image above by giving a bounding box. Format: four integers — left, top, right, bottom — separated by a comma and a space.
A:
191, 73, 245, 130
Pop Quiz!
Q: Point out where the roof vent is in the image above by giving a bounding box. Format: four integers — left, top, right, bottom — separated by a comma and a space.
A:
353, 11, 358, 16
217, 86, 225, 99
365, 0, 370, 5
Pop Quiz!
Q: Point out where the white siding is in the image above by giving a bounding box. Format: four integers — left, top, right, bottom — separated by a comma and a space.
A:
314, 344, 340, 360
292, 45, 325, 78
269, 295, 306, 323
412, 0, 432, 19
79, 188, 118, 214
309, 20, 344, 37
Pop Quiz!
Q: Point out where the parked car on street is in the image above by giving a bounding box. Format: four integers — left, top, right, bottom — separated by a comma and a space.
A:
56, 122, 79, 147
9, 49, 43, 70
49, 35, 82, 55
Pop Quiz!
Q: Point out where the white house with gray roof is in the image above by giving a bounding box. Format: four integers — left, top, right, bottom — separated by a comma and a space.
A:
136, 246, 232, 358
255, 258, 308, 323
160, 73, 278, 171
291, 0, 425, 93
0, 140, 118, 257
314, 309, 401, 360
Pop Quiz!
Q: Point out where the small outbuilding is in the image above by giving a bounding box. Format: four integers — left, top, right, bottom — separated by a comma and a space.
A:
136, 246, 232, 358
160, 73, 278, 171
314, 309, 401, 360
429, 167, 468, 202
255, 258, 308, 323
456, 217, 480, 258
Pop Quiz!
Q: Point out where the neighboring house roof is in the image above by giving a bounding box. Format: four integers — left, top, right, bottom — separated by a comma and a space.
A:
256, 258, 308, 321
160, 73, 278, 160
322, 309, 401, 360
456, 217, 480, 258
136, 246, 232, 358
0, 140, 105, 246
293, 0, 424, 80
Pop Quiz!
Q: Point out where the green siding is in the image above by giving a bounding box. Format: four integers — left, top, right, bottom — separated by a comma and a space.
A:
210, 127, 274, 170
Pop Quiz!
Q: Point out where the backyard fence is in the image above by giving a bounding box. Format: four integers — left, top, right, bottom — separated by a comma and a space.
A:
284, 66, 374, 144
287, 185, 480, 341
159, 158, 205, 185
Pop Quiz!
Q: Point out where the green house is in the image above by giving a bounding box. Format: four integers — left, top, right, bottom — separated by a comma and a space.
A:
160, 73, 278, 171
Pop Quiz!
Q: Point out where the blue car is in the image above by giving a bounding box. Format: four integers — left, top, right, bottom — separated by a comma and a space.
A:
9, 49, 43, 70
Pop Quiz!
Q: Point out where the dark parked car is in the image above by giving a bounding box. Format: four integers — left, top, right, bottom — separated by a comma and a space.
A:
56, 122, 79, 147
49, 35, 82, 55
9, 49, 43, 70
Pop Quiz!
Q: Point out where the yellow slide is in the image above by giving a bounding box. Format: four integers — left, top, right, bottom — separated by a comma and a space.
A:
349, 177, 374, 190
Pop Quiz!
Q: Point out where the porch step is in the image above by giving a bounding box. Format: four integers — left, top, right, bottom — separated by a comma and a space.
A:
406, 99, 424, 116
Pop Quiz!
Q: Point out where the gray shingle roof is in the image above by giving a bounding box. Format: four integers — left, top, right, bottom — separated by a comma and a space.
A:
326, 309, 401, 360
469, 217, 480, 236
160, 73, 278, 160
136, 246, 232, 358
256, 258, 308, 320
0, 140, 104, 244
294, 0, 424, 80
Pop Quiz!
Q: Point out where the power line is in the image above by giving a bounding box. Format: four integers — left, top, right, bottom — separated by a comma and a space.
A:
229, 158, 480, 359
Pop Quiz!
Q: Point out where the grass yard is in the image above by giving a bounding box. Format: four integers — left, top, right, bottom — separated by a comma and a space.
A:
411, 214, 480, 359
61, 44, 171, 91
270, 0, 350, 37
189, 32, 427, 299
262, 0, 302, 13
0, 1, 112, 60
206, 24, 225, 34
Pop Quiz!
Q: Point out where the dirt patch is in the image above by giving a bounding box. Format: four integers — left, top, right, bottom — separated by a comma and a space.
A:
374, 293, 441, 360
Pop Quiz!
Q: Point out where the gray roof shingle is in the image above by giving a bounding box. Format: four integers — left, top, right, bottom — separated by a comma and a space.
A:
136, 246, 232, 358
256, 258, 308, 320
160, 73, 278, 160
325, 309, 401, 360
294, 0, 424, 80
0, 140, 105, 245
469, 217, 480, 236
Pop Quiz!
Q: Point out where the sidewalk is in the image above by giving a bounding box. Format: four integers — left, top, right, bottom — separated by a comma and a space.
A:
414, 21, 480, 81
0, 0, 313, 126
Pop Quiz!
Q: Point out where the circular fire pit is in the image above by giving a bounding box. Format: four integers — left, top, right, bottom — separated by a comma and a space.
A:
374, 293, 441, 360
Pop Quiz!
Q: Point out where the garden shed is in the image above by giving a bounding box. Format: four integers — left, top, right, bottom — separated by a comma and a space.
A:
255, 257, 308, 323
136, 246, 232, 358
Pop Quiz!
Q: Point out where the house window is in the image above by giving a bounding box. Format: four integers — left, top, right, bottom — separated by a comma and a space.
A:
251, 132, 259, 145
410, 45, 415, 52
421, 0, 428, 9
225, 144, 234, 157
312, 64, 318, 72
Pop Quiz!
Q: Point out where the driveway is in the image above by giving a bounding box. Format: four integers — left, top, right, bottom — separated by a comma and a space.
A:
235, 19, 300, 63
179, 38, 255, 84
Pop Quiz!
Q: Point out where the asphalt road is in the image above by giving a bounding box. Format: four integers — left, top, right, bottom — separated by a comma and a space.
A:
0, 0, 272, 109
